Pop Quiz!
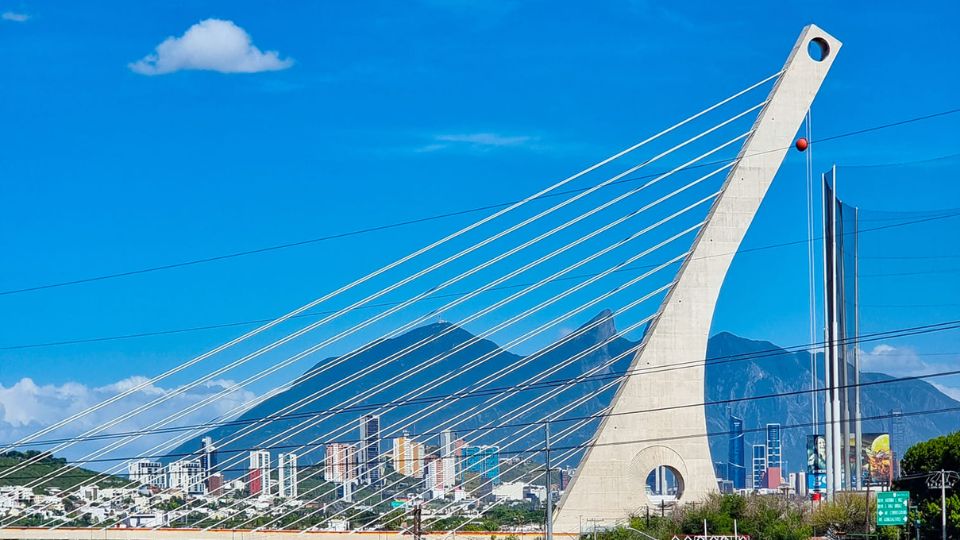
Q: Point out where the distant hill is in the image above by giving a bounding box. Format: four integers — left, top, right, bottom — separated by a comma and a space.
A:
173, 315, 960, 479
0, 451, 127, 491
173, 311, 634, 476
705, 332, 960, 473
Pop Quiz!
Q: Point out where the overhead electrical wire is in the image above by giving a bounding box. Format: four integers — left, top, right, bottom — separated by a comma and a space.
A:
3, 404, 957, 486
0, 92, 765, 484
4, 206, 958, 354
5, 316, 959, 453
0, 104, 957, 299
7, 112, 759, 524
3, 330, 958, 469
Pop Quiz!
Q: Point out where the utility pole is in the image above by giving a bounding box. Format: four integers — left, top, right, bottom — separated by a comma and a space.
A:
412, 503, 422, 540
942, 472, 947, 540
926, 470, 958, 540
864, 480, 871, 534
545, 422, 553, 540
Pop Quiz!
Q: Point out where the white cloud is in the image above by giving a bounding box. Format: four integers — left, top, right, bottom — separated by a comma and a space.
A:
2, 11, 29, 22
931, 382, 960, 403
858, 344, 928, 376
129, 19, 293, 75
0, 376, 256, 462
417, 132, 537, 153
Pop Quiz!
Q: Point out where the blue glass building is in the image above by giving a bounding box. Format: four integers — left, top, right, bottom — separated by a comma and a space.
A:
462, 445, 500, 485
727, 415, 746, 489
765, 423, 782, 469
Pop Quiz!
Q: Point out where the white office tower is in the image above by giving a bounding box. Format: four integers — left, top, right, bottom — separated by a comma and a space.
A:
200, 436, 217, 474
168, 459, 205, 495
440, 429, 456, 489
278, 453, 298, 498
128, 459, 167, 488
249, 450, 272, 496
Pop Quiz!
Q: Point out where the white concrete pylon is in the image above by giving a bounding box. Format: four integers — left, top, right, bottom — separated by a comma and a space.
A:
553, 24, 841, 532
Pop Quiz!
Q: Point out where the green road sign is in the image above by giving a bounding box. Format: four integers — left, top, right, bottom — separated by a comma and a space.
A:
877, 490, 910, 526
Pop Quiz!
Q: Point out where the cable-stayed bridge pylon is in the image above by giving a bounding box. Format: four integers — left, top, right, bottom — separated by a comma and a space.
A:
554, 24, 840, 531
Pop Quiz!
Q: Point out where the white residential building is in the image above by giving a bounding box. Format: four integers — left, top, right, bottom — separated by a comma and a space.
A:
248, 450, 272, 497
324, 443, 358, 483
492, 481, 525, 501
78, 485, 98, 502
278, 452, 298, 498
168, 459, 205, 495
440, 429, 457, 489
128, 459, 167, 488
424, 455, 446, 499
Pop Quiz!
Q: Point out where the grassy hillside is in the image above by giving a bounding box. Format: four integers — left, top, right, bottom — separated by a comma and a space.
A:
0, 451, 129, 493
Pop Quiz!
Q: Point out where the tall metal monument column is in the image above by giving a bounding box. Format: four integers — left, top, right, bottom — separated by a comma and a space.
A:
554, 25, 841, 532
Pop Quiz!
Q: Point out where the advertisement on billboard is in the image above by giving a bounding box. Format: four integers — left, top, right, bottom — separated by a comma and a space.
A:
860, 433, 893, 486
807, 435, 827, 493
807, 435, 826, 473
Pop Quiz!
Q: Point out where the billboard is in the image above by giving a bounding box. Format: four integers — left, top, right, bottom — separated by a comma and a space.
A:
859, 433, 893, 486
807, 435, 827, 493
807, 472, 826, 492
807, 435, 826, 473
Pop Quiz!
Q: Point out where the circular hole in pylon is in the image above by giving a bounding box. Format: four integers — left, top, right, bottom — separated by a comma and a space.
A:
644, 465, 685, 502
808, 37, 830, 61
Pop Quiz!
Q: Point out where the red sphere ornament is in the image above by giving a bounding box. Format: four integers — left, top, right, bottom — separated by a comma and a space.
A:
795, 137, 809, 151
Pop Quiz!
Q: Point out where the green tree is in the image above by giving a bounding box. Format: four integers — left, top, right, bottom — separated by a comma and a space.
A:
896, 431, 960, 539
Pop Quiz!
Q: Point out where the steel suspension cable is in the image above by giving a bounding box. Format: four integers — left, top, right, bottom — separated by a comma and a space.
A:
0, 98, 765, 486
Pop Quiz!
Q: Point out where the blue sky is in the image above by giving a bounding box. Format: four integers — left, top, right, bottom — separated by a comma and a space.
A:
1, 1, 959, 443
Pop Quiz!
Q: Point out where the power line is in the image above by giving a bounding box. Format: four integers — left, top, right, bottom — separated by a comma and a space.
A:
0, 262, 675, 351
861, 268, 960, 278
5, 209, 959, 352
2, 106, 959, 298
1, 398, 957, 482
839, 149, 960, 169
6, 316, 960, 449
4, 319, 959, 464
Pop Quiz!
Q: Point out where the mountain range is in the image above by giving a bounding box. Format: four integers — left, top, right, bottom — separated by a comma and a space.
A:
174, 312, 959, 479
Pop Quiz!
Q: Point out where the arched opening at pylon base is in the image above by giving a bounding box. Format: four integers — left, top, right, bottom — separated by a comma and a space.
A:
644, 465, 685, 503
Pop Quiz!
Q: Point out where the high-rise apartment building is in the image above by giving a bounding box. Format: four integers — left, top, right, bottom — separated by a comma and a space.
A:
790, 471, 807, 497
392, 432, 424, 478
128, 459, 167, 489
751, 444, 766, 491
324, 443, 358, 483
727, 415, 746, 489
440, 429, 457, 489
278, 452, 298, 498
200, 436, 218, 491
765, 423, 782, 489
248, 450, 272, 496
454, 438, 465, 482
765, 423, 782, 468
359, 414, 381, 486
168, 459, 205, 495
424, 454, 445, 498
